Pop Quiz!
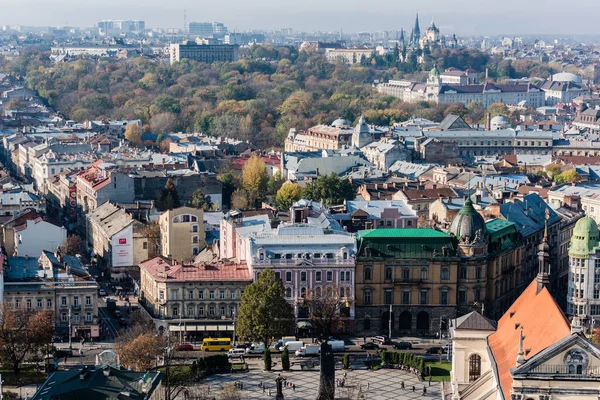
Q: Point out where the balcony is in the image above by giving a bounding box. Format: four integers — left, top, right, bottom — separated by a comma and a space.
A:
252, 256, 354, 267
394, 279, 425, 285
528, 364, 600, 377
71, 305, 81, 311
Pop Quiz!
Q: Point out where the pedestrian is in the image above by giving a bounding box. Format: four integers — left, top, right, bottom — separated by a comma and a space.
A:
344, 372, 347, 378
429, 375, 432, 386
268, 388, 271, 396
423, 386, 427, 395
64, 356, 67, 364
412, 386, 415, 392
292, 384, 296, 392
401, 381, 405, 389
263, 387, 266, 394
367, 382, 370, 390
363, 335, 367, 344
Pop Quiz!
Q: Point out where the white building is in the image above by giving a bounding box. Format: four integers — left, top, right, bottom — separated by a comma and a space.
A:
13, 218, 67, 257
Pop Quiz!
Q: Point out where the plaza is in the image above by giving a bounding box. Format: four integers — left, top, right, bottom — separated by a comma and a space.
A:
199, 358, 441, 400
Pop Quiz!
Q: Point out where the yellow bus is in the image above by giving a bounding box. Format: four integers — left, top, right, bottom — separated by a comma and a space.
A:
201, 338, 232, 351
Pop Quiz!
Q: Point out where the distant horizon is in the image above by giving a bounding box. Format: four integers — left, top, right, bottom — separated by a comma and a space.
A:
3, 0, 600, 37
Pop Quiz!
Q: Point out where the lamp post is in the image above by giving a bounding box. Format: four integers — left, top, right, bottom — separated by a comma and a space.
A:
232, 310, 236, 346
68, 307, 72, 350
388, 303, 392, 341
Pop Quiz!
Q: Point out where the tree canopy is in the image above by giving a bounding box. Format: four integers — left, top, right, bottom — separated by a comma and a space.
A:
302, 174, 355, 206
242, 155, 268, 205
157, 178, 181, 211
236, 268, 294, 348
276, 182, 303, 210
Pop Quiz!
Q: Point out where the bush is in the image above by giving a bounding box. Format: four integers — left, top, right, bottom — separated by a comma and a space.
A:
343, 353, 350, 369
380, 351, 425, 376
264, 349, 272, 371
281, 347, 290, 371
197, 354, 230, 374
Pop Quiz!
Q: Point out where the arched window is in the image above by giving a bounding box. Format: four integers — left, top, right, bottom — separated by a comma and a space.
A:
469, 354, 481, 382
385, 267, 393, 280
192, 235, 199, 244
285, 287, 292, 298
420, 268, 428, 280
475, 266, 482, 279
364, 267, 372, 281
315, 287, 322, 298
460, 267, 468, 279
441, 267, 450, 280
402, 268, 410, 281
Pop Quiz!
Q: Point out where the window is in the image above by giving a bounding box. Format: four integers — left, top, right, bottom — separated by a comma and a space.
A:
188, 291, 194, 300
61, 297, 67, 306
315, 271, 322, 282
198, 291, 204, 300
385, 267, 393, 280
61, 313, 68, 322
73, 296, 79, 306
364, 290, 372, 305
474, 288, 481, 302
340, 287, 345, 297
345, 271, 351, 281
26, 299, 32, 310
198, 306, 204, 316
469, 354, 482, 382
386, 220, 392, 226
85, 296, 91, 305
441, 267, 450, 280
285, 287, 292, 298
326, 271, 332, 282
192, 236, 199, 244
420, 290, 428, 305
384, 290, 393, 305
209, 291, 215, 300
441, 290, 448, 305
286, 271, 292, 282
402, 290, 410, 305
275, 271, 280, 280
458, 289, 467, 305
172, 307, 179, 317
47, 299, 52, 308
420, 268, 428, 280
475, 267, 482, 279
403, 268, 410, 281
159, 291, 165, 300
340, 272, 346, 282
37, 299, 42, 309
172, 291, 178, 300
191, 224, 199, 233
193, 247, 200, 255
407, 220, 413, 226
73, 313, 80, 322
231, 292, 236, 300
209, 306, 215, 316
220, 306, 226, 316
220, 290, 225, 300
301, 272, 307, 282
459, 267, 467, 279
143, 241, 148, 250
364, 267, 372, 280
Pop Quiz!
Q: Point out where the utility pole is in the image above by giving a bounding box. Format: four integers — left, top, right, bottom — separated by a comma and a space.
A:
232, 310, 236, 346
388, 303, 392, 341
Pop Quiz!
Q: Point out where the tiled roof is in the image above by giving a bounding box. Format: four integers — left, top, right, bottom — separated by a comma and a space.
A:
454, 311, 496, 331
488, 280, 570, 400
140, 257, 251, 282
401, 187, 458, 200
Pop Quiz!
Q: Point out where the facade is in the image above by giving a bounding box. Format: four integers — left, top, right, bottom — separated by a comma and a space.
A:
76, 162, 135, 214
5, 252, 100, 339
12, 218, 67, 258
159, 206, 206, 263
331, 200, 418, 231
541, 72, 590, 106
139, 256, 251, 339
0, 189, 45, 217
324, 48, 375, 65
169, 42, 238, 65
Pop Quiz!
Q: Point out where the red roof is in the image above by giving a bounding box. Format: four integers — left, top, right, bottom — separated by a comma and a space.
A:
488, 280, 570, 400
139, 257, 251, 282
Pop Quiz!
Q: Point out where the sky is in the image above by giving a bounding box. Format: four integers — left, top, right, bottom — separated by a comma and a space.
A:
2, 0, 600, 36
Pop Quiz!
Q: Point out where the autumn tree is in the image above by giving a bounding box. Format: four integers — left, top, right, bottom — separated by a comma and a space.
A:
302, 286, 351, 341
231, 189, 250, 210
157, 178, 181, 211
555, 170, 581, 184
242, 155, 268, 205
487, 102, 510, 119
267, 171, 285, 197
302, 174, 355, 206
190, 189, 213, 211
60, 234, 87, 260
116, 326, 164, 371
545, 164, 562, 180
236, 268, 294, 348
125, 123, 142, 146
151, 112, 177, 133
0, 305, 54, 375
276, 182, 302, 210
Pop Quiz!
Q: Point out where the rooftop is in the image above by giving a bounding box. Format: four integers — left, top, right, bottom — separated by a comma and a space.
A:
140, 257, 251, 282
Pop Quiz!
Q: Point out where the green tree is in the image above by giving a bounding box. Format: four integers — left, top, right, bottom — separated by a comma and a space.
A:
276, 182, 303, 210
190, 189, 212, 211
267, 171, 285, 197
236, 268, 294, 349
157, 178, 181, 211
545, 164, 562, 180
555, 170, 581, 184
302, 173, 355, 206
343, 353, 350, 369
242, 155, 268, 205
263, 349, 272, 371
231, 189, 250, 210
125, 123, 142, 145
281, 347, 290, 371
487, 102, 510, 119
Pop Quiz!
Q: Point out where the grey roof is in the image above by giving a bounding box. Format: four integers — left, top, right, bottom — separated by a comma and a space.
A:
87, 202, 133, 238
437, 114, 472, 131
500, 193, 560, 238
454, 311, 497, 331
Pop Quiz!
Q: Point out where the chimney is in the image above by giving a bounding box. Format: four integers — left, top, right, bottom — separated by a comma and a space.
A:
486, 112, 491, 131
485, 68, 489, 81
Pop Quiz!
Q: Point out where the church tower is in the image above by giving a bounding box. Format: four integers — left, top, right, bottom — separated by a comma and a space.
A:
352, 116, 371, 148
412, 13, 420, 45
536, 209, 551, 294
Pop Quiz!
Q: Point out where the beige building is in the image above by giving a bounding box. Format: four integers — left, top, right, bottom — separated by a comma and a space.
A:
159, 206, 206, 263
139, 256, 251, 339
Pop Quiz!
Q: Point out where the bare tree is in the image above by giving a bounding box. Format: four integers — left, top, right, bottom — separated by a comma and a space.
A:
302, 285, 353, 341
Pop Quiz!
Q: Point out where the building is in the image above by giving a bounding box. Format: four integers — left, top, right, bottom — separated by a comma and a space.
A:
12, 216, 67, 258
439, 68, 479, 85
32, 365, 163, 400
377, 67, 545, 108
139, 256, 251, 339
188, 21, 228, 37
0, 188, 45, 217
169, 41, 238, 65
159, 206, 206, 263
540, 72, 590, 106
76, 161, 135, 214
393, 186, 459, 218
329, 200, 418, 232
5, 251, 100, 339
324, 48, 375, 65
567, 216, 600, 318
549, 183, 600, 223
97, 20, 145, 36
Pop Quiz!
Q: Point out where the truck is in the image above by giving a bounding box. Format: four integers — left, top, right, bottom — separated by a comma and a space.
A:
283, 341, 304, 353
328, 340, 346, 352
295, 345, 320, 357
246, 343, 265, 354
273, 336, 297, 351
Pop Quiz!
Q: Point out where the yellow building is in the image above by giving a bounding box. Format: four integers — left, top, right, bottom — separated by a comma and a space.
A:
159, 206, 206, 263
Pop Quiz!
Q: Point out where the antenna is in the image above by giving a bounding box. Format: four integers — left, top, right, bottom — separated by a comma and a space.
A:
184, 10, 187, 36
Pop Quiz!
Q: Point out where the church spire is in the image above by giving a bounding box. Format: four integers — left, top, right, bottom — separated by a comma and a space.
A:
516, 327, 525, 366
536, 208, 551, 294
413, 13, 420, 45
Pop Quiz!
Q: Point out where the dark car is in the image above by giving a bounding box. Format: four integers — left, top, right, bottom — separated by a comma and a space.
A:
426, 346, 446, 355
394, 341, 413, 350
360, 342, 380, 350
175, 343, 194, 351
113, 310, 122, 318
118, 317, 128, 326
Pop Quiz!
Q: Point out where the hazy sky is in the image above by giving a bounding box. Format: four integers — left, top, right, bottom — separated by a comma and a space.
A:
2, 0, 600, 36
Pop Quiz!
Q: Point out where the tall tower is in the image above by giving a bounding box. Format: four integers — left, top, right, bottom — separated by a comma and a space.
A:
413, 13, 421, 45
536, 209, 551, 294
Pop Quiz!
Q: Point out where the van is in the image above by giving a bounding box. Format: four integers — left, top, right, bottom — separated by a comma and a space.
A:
328, 340, 345, 352
295, 344, 319, 357
228, 348, 246, 358
273, 336, 297, 351
246, 343, 265, 354
283, 341, 304, 353
372, 336, 391, 345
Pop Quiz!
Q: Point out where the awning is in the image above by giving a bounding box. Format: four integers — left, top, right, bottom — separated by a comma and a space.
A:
297, 321, 313, 329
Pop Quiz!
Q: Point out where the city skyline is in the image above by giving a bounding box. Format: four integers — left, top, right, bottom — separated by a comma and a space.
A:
2, 0, 600, 36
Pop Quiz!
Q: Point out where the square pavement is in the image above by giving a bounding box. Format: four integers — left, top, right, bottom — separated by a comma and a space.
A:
199, 359, 441, 399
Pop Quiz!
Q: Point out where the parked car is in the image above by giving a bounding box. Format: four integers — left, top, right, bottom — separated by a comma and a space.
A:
394, 341, 413, 350
118, 317, 128, 326
228, 348, 246, 358
295, 345, 320, 357
98, 288, 107, 296
360, 342, 380, 350
372, 335, 392, 345
246, 343, 265, 354
426, 346, 446, 355
283, 341, 304, 353
273, 336, 297, 351
113, 310, 122, 318
175, 343, 194, 351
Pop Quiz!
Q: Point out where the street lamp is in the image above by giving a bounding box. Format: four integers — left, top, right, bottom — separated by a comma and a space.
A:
232, 310, 236, 346
388, 303, 393, 341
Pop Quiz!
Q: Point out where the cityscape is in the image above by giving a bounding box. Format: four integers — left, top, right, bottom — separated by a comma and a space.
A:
1, 1, 600, 399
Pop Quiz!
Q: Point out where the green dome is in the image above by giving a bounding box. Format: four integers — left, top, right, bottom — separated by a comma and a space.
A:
569, 216, 600, 257
430, 64, 440, 76
449, 198, 487, 242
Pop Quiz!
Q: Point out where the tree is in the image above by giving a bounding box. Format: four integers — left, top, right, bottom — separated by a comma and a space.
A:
275, 182, 302, 210
116, 327, 164, 371
302, 173, 355, 206
343, 353, 350, 369
151, 112, 177, 133
157, 178, 181, 211
281, 347, 290, 371
555, 169, 581, 184
236, 268, 294, 349
263, 349, 272, 371
60, 234, 87, 260
487, 102, 510, 119
0, 305, 54, 375
267, 171, 285, 197
231, 189, 250, 210
125, 123, 142, 146
190, 189, 213, 211
545, 164, 562, 180
302, 286, 351, 341
242, 155, 268, 205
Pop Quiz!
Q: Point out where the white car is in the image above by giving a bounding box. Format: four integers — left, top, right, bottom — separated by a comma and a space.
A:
99, 289, 107, 296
